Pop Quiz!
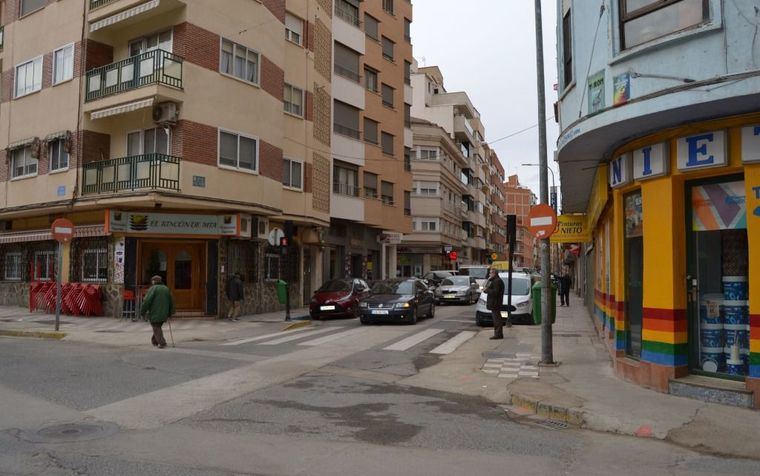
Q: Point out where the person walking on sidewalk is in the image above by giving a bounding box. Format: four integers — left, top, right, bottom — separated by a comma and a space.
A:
484, 268, 507, 339
559, 270, 572, 306
140, 275, 175, 349
226, 272, 244, 321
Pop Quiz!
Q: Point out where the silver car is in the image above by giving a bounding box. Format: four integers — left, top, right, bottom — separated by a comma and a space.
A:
435, 276, 480, 305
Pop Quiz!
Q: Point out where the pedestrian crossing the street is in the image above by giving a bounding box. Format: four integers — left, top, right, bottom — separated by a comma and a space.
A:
481, 353, 539, 379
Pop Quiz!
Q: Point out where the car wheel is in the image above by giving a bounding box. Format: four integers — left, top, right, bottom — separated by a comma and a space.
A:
311, 313, 320, 321
428, 302, 436, 319
360, 316, 371, 325
409, 307, 418, 325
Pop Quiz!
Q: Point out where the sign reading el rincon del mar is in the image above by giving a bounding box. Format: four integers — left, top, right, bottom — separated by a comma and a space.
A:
108, 211, 240, 236
551, 214, 591, 243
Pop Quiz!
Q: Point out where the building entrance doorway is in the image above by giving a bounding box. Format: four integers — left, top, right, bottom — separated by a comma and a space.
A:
140, 241, 205, 312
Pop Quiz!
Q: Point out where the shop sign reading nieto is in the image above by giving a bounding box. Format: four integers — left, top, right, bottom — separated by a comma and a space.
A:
108, 211, 239, 236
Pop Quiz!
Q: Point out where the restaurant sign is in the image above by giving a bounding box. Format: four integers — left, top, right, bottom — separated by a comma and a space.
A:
107, 211, 240, 236
550, 214, 591, 244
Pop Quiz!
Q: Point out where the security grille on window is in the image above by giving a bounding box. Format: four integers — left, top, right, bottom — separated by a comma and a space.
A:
365, 14, 379, 40
33, 251, 55, 281
11, 146, 37, 178
363, 117, 379, 144
285, 13, 303, 45
283, 158, 303, 189
284, 83, 304, 117
220, 38, 259, 84
49, 139, 69, 171
334, 42, 361, 82
381, 132, 394, 156
381, 180, 394, 205
15, 56, 42, 98
381, 36, 394, 61
363, 172, 378, 199
364, 67, 378, 92
383, 0, 394, 14
619, 0, 709, 50
3, 253, 22, 281
219, 130, 258, 172
381, 83, 394, 107
21, 0, 45, 16
82, 249, 108, 282
53, 44, 74, 85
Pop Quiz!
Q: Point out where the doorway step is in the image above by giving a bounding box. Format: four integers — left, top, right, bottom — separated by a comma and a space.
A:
669, 375, 753, 408
173, 311, 211, 319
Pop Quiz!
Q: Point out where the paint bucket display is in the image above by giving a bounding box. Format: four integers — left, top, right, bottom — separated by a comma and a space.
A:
722, 276, 748, 301
724, 325, 749, 351
700, 347, 725, 373
725, 359, 747, 376
722, 300, 749, 325
700, 323, 723, 348
699, 294, 723, 325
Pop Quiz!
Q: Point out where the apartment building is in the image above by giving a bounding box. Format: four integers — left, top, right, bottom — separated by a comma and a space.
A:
326, 0, 413, 281
0, 0, 334, 317
503, 175, 536, 270
484, 144, 506, 261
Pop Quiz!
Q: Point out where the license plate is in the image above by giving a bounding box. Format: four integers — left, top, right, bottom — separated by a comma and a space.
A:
372, 310, 389, 315
444, 295, 456, 299
500, 311, 510, 318
320, 305, 336, 311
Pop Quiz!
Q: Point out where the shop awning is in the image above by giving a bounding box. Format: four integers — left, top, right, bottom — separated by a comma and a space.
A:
0, 225, 107, 244
90, 98, 154, 120
90, 0, 160, 32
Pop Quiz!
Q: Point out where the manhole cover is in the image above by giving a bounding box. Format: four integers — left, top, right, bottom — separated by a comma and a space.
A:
19, 422, 120, 443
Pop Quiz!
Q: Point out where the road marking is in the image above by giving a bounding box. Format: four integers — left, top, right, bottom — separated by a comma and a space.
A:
430, 331, 476, 355
298, 327, 368, 346
261, 327, 344, 346
442, 319, 476, 324
383, 328, 445, 351
222, 326, 314, 346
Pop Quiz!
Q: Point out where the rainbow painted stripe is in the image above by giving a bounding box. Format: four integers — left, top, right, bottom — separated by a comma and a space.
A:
751, 314, 760, 378
594, 290, 626, 351
641, 308, 688, 367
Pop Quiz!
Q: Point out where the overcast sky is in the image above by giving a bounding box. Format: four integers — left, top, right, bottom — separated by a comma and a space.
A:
411, 0, 560, 199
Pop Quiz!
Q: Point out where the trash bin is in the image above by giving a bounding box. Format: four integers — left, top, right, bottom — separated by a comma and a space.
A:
531, 281, 556, 325
276, 280, 288, 305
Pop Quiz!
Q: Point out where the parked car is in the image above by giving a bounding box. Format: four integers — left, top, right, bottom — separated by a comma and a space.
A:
475, 272, 534, 326
435, 276, 480, 304
358, 279, 435, 325
422, 270, 457, 287
458, 265, 490, 291
309, 278, 370, 320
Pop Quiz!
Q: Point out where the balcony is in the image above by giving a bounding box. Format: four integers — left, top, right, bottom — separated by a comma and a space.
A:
90, 0, 118, 8
85, 49, 183, 102
82, 154, 180, 195
88, 0, 186, 34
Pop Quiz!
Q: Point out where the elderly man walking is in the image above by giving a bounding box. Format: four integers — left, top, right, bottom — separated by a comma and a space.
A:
140, 275, 175, 349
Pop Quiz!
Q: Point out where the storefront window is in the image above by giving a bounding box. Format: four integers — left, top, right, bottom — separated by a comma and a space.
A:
82, 249, 108, 282
689, 178, 749, 378
624, 191, 643, 358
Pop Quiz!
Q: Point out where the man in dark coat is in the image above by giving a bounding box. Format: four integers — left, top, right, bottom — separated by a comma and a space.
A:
226, 273, 245, 321
484, 267, 507, 339
140, 275, 175, 349
559, 271, 572, 306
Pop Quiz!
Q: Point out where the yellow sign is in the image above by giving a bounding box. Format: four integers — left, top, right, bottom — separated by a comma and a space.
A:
550, 214, 591, 243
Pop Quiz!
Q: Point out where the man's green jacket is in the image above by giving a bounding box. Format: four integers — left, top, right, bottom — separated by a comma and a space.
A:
141, 284, 175, 324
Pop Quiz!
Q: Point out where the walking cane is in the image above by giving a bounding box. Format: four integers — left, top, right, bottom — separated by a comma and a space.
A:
167, 318, 175, 348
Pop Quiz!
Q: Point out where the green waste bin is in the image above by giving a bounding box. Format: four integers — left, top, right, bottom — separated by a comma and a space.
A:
531, 281, 556, 325
276, 280, 288, 305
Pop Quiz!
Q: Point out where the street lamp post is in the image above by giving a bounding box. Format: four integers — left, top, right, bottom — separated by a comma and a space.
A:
521, 163, 557, 210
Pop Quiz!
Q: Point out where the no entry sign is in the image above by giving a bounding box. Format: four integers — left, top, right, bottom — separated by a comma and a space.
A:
51, 218, 75, 243
527, 204, 558, 239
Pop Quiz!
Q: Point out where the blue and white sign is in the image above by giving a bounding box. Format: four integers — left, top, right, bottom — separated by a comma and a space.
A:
741, 125, 760, 163
609, 153, 632, 189
676, 130, 727, 171
633, 142, 669, 181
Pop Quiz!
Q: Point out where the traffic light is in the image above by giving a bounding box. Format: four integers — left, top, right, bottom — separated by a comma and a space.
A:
279, 236, 288, 255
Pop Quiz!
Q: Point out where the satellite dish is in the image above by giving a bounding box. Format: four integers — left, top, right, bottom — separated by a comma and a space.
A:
268, 227, 284, 247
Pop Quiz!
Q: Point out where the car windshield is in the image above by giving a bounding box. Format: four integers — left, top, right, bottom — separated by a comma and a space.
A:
501, 277, 531, 296
317, 280, 350, 292
441, 276, 470, 286
460, 267, 488, 279
371, 281, 415, 295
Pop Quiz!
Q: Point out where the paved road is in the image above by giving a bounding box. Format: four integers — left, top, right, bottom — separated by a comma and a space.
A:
0, 304, 756, 475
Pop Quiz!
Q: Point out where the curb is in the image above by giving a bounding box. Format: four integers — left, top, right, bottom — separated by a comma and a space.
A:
0, 329, 67, 340
509, 393, 585, 426
282, 320, 311, 331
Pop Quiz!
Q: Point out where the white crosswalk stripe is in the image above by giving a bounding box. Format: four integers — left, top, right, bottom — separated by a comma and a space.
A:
382, 328, 445, 351
429, 331, 476, 355
298, 327, 369, 346
223, 326, 314, 346
262, 327, 344, 346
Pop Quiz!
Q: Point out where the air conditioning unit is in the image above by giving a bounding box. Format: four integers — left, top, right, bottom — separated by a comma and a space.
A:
152, 102, 179, 125
239, 214, 252, 239
254, 217, 269, 240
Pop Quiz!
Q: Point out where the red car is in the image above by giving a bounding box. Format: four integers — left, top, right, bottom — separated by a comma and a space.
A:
309, 278, 370, 320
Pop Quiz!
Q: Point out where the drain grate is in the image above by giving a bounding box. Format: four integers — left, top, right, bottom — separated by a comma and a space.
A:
533, 419, 569, 430
19, 421, 120, 443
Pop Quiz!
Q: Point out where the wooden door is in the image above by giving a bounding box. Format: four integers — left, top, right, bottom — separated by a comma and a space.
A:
140, 241, 205, 312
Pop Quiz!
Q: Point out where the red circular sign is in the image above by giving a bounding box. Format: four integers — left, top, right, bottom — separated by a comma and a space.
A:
527, 204, 558, 239
449, 251, 458, 261
51, 218, 75, 243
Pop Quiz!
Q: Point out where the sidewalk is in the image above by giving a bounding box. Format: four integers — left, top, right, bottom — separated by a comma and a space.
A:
504, 300, 760, 459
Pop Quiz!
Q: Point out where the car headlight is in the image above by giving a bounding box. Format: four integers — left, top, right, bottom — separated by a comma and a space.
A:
516, 301, 529, 308
395, 302, 411, 309
359, 302, 369, 308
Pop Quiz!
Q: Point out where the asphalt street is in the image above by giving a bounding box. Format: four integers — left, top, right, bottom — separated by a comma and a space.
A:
0, 303, 757, 475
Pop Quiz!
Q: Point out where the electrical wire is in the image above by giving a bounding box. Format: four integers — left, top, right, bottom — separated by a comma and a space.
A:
577, 2, 607, 119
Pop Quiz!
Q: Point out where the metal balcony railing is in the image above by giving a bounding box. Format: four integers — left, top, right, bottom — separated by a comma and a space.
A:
334, 64, 360, 83
335, 1, 360, 26
82, 154, 181, 195
333, 123, 361, 140
333, 182, 360, 197
90, 0, 118, 9
85, 49, 183, 102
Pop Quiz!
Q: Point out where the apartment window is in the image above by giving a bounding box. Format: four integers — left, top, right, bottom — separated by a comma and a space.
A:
20, 0, 44, 16
404, 191, 411, 216
333, 100, 361, 139
334, 42, 361, 82
619, 0, 709, 50
403, 60, 411, 85
415, 181, 439, 196
10, 146, 37, 178
33, 251, 55, 281
381, 36, 394, 61
219, 130, 258, 172
284, 83, 304, 117
381, 83, 394, 107
418, 147, 438, 160
14, 56, 42, 98
82, 249, 108, 282
404, 103, 411, 128
4, 253, 22, 281
333, 163, 359, 196
381, 181, 394, 205
560, 8, 573, 88
381, 132, 394, 156
404, 147, 412, 171
53, 44, 74, 85
127, 128, 170, 155
265, 254, 280, 280
285, 12, 303, 45
283, 158, 303, 189
49, 139, 69, 171
364, 66, 378, 92
129, 30, 172, 56
365, 14, 379, 40
404, 18, 411, 42
363, 117, 379, 144
383, 0, 394, 15
335, 0, 359, 26
363, 171, 378, 199
414, 219, 438, 232
220, 38, 259, 85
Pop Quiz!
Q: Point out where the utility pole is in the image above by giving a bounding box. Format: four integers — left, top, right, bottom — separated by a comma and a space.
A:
534, 0, 554, 365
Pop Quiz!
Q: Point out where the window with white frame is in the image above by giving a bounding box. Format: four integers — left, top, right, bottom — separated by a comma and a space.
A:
219, 130, 258, 172
53, 44, 74, 85
82, 249, 108, 282
282, 158, 303, 189
129, 30, 173, 56
33, 251, 55, 281
414, 181, 439, 196
15, 56, 42, 98
20, 0, 45, 16
220, 38, 259, 85
285, 12, 303, 45
418, 147, 438, 160
49, 139, 69, 171
413, 218, 439, 232
4, 253, 22, 281
127, 128, 170, 156
265, 253, 280, 280
10, 146, 37, 178
284, 83, 304, 117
